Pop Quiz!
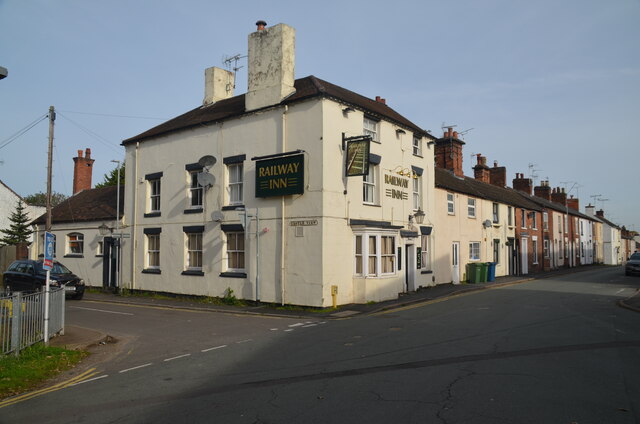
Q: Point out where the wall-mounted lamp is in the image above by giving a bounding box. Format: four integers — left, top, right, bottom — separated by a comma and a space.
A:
342, 107, 355, 115
98, 223, 113, 236
409, 208, 426, 225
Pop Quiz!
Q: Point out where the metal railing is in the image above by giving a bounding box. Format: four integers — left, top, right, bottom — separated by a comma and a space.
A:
1, 287, 65, 355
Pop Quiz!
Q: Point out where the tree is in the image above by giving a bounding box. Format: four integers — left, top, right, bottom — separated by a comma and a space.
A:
23, 191, 68, 207
0, 201, 33, 246
95, 163, 125, 188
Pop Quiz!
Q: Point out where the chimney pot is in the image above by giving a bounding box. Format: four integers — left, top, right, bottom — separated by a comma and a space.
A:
85, 148, 91, 159
452, 131, 458, 139
77, 149, 83, 158
256, 20, 267, 30
494, 160, 498, 168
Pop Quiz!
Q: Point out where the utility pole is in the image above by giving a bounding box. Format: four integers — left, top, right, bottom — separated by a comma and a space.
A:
46, 106, 55, 232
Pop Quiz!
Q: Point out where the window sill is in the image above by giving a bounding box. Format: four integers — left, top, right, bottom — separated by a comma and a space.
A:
219, 272, 247, 278
363, 203, 381, 207
184, 208, 203, 214
181, 270, 204, 276
64, 254, 83, 258
222, 205, 244, 211
412, 154, 423, 158
421, 270, 433, 274
142, 268, 161, 274
144, 212, 161, 218
95, 254, 104, 258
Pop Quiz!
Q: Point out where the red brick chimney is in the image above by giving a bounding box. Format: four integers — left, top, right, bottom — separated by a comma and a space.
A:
596, 209, 605, 218
473, 154, 490, 183
551, 187, 567, 206
73, 148, 94, 194
489, 160, 507, 187
435, 128, 465, 177
534, 180, 552, 200
567, 196, 579, 211
513, 173, 532, 194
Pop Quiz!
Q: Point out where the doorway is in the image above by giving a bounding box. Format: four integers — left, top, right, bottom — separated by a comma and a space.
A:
405, 244, 416, 291
452, 242, 460, 284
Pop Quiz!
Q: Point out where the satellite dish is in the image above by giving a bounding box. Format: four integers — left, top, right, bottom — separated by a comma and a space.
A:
211, 211, 224, 222
483, 219, 492, 228
198, 155, 217, 169
197, 172, 215, 187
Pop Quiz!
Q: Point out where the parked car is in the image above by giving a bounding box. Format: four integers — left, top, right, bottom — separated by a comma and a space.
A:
2, 259, 85, 299
625, 252, 640, 276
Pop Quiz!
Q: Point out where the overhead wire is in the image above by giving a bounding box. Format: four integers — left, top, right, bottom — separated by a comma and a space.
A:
56, 112, 122, 154
0, 114, 48, 150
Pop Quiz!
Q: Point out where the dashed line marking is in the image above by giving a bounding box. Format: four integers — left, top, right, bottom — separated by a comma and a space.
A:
236, 339, 253, 344
302, 324, 317, 328
119, 363, 153, 373
284, 329, 295, 332
202, 345, 227, 352
270, 328, 279, 331
164, 354, 191, 362
70, 374, 109, 386
288, 323, 305, 327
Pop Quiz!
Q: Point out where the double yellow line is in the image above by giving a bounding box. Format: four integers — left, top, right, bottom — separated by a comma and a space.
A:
0, 368, 101, 408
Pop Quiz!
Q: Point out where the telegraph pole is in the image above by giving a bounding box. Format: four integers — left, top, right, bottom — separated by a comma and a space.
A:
46, 106, 55, 232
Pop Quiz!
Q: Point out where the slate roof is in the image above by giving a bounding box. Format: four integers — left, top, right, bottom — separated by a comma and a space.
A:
511, 190, 600, 222
123, 75, 432, 145
435, 168, 542, 211
32, 186, 123, 225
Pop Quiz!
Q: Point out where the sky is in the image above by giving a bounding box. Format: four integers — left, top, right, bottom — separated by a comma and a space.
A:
1, 0, 639, 231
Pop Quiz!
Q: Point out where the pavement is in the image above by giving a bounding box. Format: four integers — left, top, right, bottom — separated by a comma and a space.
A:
49, 265, 640, 351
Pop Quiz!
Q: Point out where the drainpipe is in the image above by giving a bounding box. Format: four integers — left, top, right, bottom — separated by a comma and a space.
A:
131, 142, 140, 290
281, 106, 288, 305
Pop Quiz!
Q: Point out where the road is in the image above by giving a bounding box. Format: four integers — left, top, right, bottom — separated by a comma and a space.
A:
1, 267, 639, 423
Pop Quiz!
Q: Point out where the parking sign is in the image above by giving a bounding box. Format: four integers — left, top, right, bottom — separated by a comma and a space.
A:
44, 232, 54, 270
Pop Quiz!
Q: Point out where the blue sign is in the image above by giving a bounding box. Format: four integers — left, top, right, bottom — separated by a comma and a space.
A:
44, 232, 55, 270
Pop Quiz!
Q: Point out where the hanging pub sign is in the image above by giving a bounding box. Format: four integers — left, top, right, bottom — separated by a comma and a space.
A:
254, 152, 305, 197
344, 135, 371, 177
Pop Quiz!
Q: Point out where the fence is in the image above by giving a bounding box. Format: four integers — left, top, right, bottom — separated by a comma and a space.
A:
0, 287, 65, 355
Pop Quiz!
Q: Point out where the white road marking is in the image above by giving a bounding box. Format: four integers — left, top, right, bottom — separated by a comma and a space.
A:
302, 324, 317, 328
71, 306, 134, 316
236, 339, 252, 344
288, 323, 304, 327
615, 289, 626, 295
164, 354, 191, 362
284, 329, 294, 332
119, 363, 152, 373
70, 375, 109, 386
270, 328, 279, 331
201, 345, 227, 352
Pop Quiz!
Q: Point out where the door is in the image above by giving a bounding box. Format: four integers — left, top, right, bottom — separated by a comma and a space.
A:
102, 237, 118, 289
508, 238, 516, 275
405, 244, 416, 291
521, 237, 529, 275
452, 242, 460, 284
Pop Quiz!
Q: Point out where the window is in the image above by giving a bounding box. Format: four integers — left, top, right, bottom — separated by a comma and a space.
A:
66, 233, 83, 255
521, 209, 526, 228
363, 117, 379, 142
381, 235, 395, 274
447, 193, 455, 215
469, 242, 480, 261
558, 216, 563, 233
228, 163, 243, 205
97, 240, 104, 256
580, 221, 584, 236
508, 206, 513, 226
492, 203, 499, 224
226, 232, 245, 271
146, 234, 160, 269
543, 212, 549, 231
467, 198, 476, 218
412, 176, 421, 210
544, 238, 550, 259
420, 235, 431, 271
355, 235, 363, 275
149, 179, 161, 213
532, 212, 537, 229
363, 164, 377, 204
559, 240, 564, 260
189, 171, 203, 208
493, 239, 500, 264
532, 238, 539, 264
354, 232, 397, 277
412, 136, 421, 156
185, 231, 203, 272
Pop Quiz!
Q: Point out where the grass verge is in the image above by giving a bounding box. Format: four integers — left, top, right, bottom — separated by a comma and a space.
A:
0, 343, 87, 399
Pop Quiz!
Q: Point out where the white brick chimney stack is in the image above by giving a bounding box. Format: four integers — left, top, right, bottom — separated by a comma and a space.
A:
203, 67, 235, 106
245, 20, 296, 112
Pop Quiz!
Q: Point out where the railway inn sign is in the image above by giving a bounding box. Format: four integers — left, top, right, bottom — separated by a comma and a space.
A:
254, 151, 305, 197
384, 174, 409, 200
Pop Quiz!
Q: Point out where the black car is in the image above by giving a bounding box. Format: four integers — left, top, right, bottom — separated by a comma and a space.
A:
626, 252, 640, 276
2, 259, 85, 299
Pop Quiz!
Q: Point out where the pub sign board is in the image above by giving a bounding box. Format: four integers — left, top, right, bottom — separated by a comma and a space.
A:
345, 135, 371, 177
255, 153, 305, 197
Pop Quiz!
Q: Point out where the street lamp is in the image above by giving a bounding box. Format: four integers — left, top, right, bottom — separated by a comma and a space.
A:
409, 208, 425, 225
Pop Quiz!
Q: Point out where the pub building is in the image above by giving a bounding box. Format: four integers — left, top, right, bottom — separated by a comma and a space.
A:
120, 22, 436, 307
